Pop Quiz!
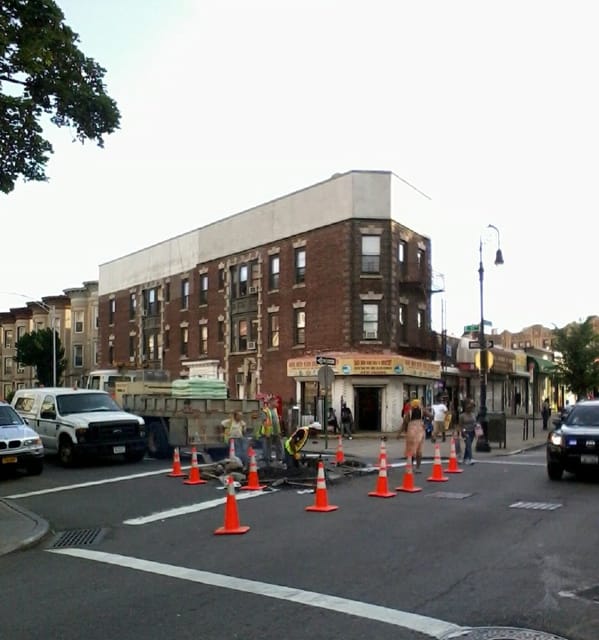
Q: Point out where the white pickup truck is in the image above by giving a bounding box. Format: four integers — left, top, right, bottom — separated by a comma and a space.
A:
11, 388, 146, 466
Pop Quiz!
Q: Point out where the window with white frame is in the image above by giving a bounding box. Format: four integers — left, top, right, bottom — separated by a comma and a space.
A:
181, 279, 190, 310
180, 327, 189, 356
294, 248, 306, 284
269, 313, 279, 348
399, 303, 408, 342
269, 255, 280, 290
74, 311, 84, 333
3, 329, 12, 348
3, 357, 12, 374
361, 235, 380, 273
109, 298, 115, 324
129, 293, 136, 320
294, 309, 306, 345
199, 274, 208, 305
199, 325, 208, 354
362, 303, 379, 339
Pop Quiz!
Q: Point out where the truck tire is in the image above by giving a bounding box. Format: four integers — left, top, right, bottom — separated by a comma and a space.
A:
58, 436, 77, 467
146, 420, 171, 459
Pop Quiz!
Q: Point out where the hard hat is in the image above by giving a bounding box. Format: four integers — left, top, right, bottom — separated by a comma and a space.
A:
310, 421, 322, 430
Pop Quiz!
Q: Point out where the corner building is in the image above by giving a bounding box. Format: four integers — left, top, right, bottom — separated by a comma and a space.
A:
98, 170, 441, 433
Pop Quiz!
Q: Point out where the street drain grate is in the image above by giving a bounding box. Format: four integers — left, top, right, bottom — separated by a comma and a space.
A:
429, 491, 473, 499
509, 501, 562, 511
443, 626, 570, 639
50, 528, 107, 548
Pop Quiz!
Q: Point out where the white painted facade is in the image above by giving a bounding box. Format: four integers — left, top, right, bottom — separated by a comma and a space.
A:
99, 170, 432, 296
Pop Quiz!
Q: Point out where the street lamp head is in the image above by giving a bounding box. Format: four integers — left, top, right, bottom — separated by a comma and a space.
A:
494, 248, 504, 265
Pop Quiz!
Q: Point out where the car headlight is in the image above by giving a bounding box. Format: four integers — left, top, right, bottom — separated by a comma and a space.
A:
23, 437, 42, 447
550, 433, 563, 446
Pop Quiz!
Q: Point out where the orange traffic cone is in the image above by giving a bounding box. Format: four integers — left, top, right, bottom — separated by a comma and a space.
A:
427, 443, 449, 482
167, 447, 185, 478
445, 438, 463, 474
214, 475, 250, 535
368, 449, 396, 498
183, 447, 207, 485
306, 460, 338, 512
228, 438, 236, 460
240, 446, 266, 491
396, 456, 422, 493
335, 435, 345, 465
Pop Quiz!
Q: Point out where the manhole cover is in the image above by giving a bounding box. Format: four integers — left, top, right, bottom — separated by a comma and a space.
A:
443, 626, 569, 639
509, 501, 562, 511
429, 491, 473, 499
50, 528, 106, 548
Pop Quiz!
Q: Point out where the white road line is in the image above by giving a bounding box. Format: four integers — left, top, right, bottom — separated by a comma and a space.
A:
48, 548, 464, 639
4, 466, 184, 499
123, 489, 271, 525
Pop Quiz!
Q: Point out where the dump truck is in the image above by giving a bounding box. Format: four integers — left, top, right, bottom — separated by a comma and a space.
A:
113, 376, 261, 461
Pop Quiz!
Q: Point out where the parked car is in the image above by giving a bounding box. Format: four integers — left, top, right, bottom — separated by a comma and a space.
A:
547, 399, 599, 480
0, 401, 44, 476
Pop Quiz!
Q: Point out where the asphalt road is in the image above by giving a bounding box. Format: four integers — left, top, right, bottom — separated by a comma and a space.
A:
1, 451, 598, 640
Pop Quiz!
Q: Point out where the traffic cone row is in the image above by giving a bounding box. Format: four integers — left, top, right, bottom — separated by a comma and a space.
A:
396, 456, 422, 493
167, 447, 185, 477
335, 435, 345, 465
184, 447, 207, 485
306, 460, 338, 512
445, 438, 463, 474
241, 446, 266, 491
214, 475, 250, 535
368, 442, 396, 498
427, 443, 449, 482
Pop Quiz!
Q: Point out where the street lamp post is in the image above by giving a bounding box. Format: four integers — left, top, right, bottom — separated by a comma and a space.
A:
476, 225, 504, 453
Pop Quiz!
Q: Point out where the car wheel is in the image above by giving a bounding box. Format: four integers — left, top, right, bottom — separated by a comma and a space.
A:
25, 459, 43, 476
146, 420, 171, 459
58, 437, 77, 467
124, 450, 145, 463
547, 461, 564, 481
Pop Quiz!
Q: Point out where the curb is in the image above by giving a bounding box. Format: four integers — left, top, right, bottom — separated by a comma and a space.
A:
0, 498, 51, 556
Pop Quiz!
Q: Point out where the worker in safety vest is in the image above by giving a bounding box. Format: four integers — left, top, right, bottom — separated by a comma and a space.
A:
255, 397, 283, 464
284, 422, 322, 469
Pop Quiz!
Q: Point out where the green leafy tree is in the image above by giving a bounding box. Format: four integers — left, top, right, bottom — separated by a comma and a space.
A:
0, 0, 120, 193
15, 327, 66, 387
552, 317, 599, 400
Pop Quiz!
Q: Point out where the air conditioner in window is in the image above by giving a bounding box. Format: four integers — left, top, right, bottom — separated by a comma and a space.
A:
364, 331, 378, 340
129, 356, 135, 362
248, 286, 258, 294
247, 341, 257, 350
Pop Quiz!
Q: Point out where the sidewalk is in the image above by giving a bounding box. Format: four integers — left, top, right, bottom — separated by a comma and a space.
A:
0, 416, 547, 558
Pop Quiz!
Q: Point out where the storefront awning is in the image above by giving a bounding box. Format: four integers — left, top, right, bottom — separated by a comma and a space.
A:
527, 355, 556, 374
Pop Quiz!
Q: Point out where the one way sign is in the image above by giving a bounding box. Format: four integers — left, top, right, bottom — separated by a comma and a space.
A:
316, 355, 336, 366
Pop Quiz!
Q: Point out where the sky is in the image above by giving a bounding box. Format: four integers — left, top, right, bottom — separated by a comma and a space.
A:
2, 0, 598, 338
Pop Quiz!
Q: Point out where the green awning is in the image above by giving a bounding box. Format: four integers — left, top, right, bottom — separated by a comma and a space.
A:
527, 355, 556, 374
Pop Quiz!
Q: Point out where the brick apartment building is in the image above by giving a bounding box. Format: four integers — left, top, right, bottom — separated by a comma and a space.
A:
98, 170, 442, 432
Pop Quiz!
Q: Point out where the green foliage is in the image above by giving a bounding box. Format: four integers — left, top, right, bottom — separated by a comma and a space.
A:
0, 0, 120, 193
552, 317, 599, 400
15, 327, 66, 387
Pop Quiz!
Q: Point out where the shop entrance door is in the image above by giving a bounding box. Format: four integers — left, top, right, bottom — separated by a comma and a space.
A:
355, 387, 382, 432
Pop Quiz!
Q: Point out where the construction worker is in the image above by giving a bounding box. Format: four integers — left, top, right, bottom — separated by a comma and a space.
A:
284, 422, 322, 469
256, 397, 283, 464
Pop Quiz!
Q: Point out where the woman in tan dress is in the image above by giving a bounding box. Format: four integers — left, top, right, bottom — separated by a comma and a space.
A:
398, 398, 431, 473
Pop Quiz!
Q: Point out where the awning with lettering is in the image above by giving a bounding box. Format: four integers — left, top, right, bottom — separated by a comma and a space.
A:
287, 353, 441, 380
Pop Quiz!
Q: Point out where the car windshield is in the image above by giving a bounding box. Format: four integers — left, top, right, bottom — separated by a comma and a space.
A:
0, 405, 25, 426
565, 405, 599, 427
56, 393, 121, 415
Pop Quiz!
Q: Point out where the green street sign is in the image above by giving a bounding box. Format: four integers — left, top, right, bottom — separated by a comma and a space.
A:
464, 324, 479, 333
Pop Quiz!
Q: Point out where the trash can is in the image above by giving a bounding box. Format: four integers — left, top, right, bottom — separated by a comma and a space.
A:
486, 412, 507, 448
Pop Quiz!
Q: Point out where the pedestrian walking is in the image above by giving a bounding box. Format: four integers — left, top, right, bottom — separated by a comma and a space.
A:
340, 403, 353, 439
327, 407, 339, 434
431, 394, 448, 443
541, 398, 551, 431
221, 410, 249, 466
459, 400, 477, 465
398, 398, 430, 473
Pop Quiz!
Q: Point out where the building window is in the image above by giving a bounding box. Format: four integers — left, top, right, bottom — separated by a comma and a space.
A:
16, 326, 25, 341
295, 248, 306, 284
109, 299, 115, 324
417, 309, 424, 330
294, 309, 306, 345
269, 255, 280, 290
238, 319, 248, 351
199, 274, 208, 305
4, 357, 13, 374
239, 265, 248, 297
269, 313, 279, 348
129, 293, 136, 320
417, 249, 425, 270
3, 329, 13, 349
180, 327, 189, 356
129, 335, 136, 359
145, 332, 158, 361
362, 303, 378, 339
16, 362, 25, 374
181, 279, 190, 310
73, 345, 83, 368
199, 325, 208, 355
74, 311, 84, 333
93, 342, 99, 366
399, 303, 408, 342
164, 282, 170, 303
217, 320, 224, 343
92, 306, 99, 330
398, 240, 406, 264
3, 384, 12, 398
218, 268, 225, 291
361, 235, 380, 273
144, 287, 159, 316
